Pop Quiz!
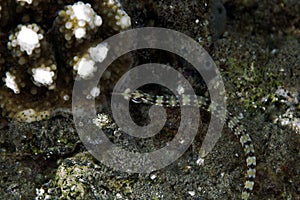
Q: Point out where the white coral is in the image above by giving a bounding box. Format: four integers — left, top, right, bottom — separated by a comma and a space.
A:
32, 66, 56, 88
70, 2, 103, 39
4, 72, 20, 94
17, 26, 41, 55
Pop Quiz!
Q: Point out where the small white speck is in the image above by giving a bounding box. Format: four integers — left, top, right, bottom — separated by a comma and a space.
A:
77, 20, 86, 27
198, 37, 203, 43
177, 85, 185, 95
188, 191, 195, 196
116, 193, 122, 199
4, 72, 20, 94
35, 188, 45, 196
17, 0, 32, 4
74, 28, 86, 39
90, 87, 100, 97
118, 14, 131, 29
271, 49, 278, 55
195, 19, 200, 24
279, 68, 285, 72
220, 58, 226, 63
196, 158, 204, 166
92, 114, 111, 128
94, 15, 102, 26
65, 22, 73, 29
108, 0, 114, 5
221, 172, 225, 177
150, 174, 156, 180
63, 94, 70, 101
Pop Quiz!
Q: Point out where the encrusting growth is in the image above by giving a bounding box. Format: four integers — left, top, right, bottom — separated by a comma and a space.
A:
0, 0, 132, 122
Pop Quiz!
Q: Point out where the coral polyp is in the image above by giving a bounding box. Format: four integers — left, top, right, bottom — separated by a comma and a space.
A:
55, 1, 103, 44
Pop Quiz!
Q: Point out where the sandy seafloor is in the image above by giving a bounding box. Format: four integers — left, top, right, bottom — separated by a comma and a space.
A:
0, 0, 300, 199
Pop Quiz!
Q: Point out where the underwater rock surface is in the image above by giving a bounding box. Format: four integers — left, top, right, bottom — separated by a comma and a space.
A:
0, 0, 300, 199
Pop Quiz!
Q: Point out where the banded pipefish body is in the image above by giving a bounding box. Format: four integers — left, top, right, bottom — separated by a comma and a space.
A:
121, 88, 256, 200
